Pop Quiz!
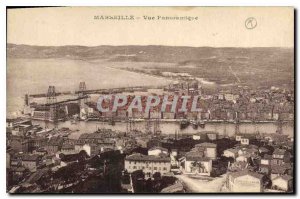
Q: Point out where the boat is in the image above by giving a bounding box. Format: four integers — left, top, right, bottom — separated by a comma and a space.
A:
108, 119, 115, 126
190, 120, 198, 129
154, 130, 162, 136
71, 119, 77, 124
198, 120, 205, 128
71, 115, 79, 124
180, 120, 190, 129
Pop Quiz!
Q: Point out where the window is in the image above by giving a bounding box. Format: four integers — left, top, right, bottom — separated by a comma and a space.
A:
163, 167, 167, 171
133, 166, 136, 169
154, 167, 157, 170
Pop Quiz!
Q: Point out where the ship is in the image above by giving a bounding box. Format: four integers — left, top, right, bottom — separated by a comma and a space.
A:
198, 120, 205, 128
71, 115, 78, 124
108, 119, 115, 126
190, 120, 198, 129
71, 119, 77, 125
180, 119, 190, 129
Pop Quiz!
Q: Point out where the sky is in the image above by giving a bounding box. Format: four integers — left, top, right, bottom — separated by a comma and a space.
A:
7, 7, 294, 47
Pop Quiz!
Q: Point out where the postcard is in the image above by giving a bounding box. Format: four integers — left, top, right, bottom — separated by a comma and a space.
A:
6, 7, 294, 194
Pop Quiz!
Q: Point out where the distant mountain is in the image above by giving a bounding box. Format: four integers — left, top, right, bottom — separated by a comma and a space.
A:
7, 44, 294, 88
7, 43, 293, 64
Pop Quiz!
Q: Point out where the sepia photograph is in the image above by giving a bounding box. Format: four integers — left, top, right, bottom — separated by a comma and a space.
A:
6, 7, 294, 194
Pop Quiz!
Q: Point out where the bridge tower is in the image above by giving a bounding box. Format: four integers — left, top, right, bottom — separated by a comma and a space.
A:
153, 118, 161, 136
276, 112, 283, 135
126, 117, 133, 134
234, 111, 240, 135
145, 119, 152, 135
78, 82, 87, 107
45, 86, 58, 129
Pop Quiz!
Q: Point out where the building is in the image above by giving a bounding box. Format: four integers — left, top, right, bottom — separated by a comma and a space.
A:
261, 154, 272, 165
180, 151, 212, 175
206, 132, 218, 141
9, 136, 34, 153
258, 164, 271, 175
195, 142, 217, 160
240, 137, 249, 145
61, 143, 75, 155
272, 175, 293, 192
223, 148, 238, 159
270, 164, 289, 180
34, 147, 48, 156
32, 137, 48, 149
83, 143, 102, 157
258, 147, 270, 155
59, 152, 88, 167
32, 106, 66, 121
170, 149, 178, 166
124, 153, 171, 178
272, 148, 291, 165
148, 146, 168, 156
32, 107, 51, 120
74, 141, 85, 153
192, 132, 202, 140
21, 154, 41, 172
236, 135, 242, 142
45, 137, 64, 154
65, 103, 80, 117
13, 124, 32, 136
227, 170, 264, 192
264, 134, 289, 145
162, 112, 176, 120
7, 119, 32, 130
9, 166, 27, 184
6, 118, 20, 128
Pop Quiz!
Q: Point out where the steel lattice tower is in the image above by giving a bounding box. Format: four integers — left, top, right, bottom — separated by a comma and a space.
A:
78, 82, 87, 106
276, 112, 283, 135
46, 86, 58, 129
234, 111, 240, 135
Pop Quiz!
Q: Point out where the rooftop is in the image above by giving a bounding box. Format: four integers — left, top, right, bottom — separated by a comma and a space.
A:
273, 175, 293, 181
225, 148, 239, 154
263, 154, 273, 160
21, 154, 40, 162
125, 153, 170, 162
271, 164, 288, 174
273, 148, 287, 155
48, 137, 64, 146
148, 146, 168, 152
229, 170, 264, 180
196, 142, 217, 148
184, 151, 209, 161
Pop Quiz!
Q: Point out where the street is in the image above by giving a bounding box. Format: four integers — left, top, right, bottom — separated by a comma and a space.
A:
176, 174, 227, 193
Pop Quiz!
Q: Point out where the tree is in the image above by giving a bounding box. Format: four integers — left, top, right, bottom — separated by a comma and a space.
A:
153, 172, 161, 181
191, 161, 206, 173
